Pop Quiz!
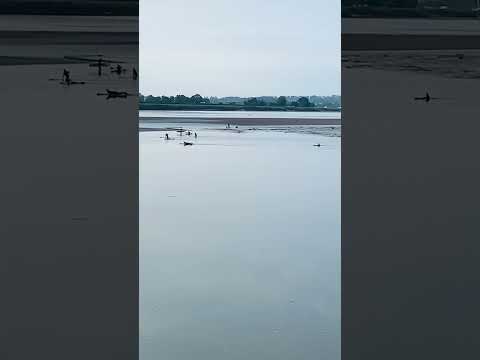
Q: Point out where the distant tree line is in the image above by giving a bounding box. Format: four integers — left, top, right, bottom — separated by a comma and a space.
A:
342, 0, 477, 17
243, 96, 313, 107
139, 94, 341, 108
140, 94, 211, 105
343, 0, 419, 7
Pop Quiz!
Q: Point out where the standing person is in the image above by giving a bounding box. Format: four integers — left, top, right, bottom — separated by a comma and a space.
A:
165, 133, 169, 140
63, 69, 70, 83
96, 58, 103, 76
194, 132, 197, 139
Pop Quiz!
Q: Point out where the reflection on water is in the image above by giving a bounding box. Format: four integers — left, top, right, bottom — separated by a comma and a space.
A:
140, 124, 340, 360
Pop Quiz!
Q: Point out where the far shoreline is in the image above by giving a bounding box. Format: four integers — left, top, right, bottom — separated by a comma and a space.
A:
139, 117, 341, 126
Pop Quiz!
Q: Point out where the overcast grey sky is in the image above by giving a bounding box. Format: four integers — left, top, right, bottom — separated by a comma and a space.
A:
140, 0, 340, 97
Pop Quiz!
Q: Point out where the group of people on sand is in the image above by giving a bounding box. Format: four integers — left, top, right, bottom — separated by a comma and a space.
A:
164, 131, 197, 140
60, 65, 138, 86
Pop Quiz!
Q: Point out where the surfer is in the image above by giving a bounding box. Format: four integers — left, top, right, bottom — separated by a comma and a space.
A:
165, 133, 169, 140
133, 67, 138, 80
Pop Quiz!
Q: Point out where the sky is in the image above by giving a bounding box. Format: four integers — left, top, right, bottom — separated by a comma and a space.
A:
140, 0, 340, 97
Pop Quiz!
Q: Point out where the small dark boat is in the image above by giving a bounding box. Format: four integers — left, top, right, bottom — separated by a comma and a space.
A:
313, 144, 322, 147
183, 141, 193, 146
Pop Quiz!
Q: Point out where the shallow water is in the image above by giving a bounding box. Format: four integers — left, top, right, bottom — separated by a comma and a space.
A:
140, 110, 341, 119
140, 124, 340, 360
343, 18, 480, 35
0, 15, 137, 32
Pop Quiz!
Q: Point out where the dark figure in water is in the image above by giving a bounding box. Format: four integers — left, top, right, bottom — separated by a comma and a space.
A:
95, 58, 104, 76
63, 69, 71, 84
194, 132, 197, 138
112, 64, 122, 75
415, 92, 431, 102
133, 67, 138, 80
165, 133, 169, 140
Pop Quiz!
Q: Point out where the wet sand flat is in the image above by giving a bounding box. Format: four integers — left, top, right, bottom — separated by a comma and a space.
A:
343, 34, 480, 51
140, 117, 341, 126
0, 55, 86, 65
0, 30, 138, 45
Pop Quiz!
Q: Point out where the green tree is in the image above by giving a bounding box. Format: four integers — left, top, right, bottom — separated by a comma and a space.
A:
190, 94, 204, 104
276, 96, 287, 106
174, 94, 189, 104
297, 97, 311, 107
244, 97, 266, 106
161, 96, 172, 104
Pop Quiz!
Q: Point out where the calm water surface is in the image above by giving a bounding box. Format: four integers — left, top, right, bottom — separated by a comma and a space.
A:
140, 110, 340, 119
0, 15, 137, 32
343, 18, 480, 35
140, 123, 340, 360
